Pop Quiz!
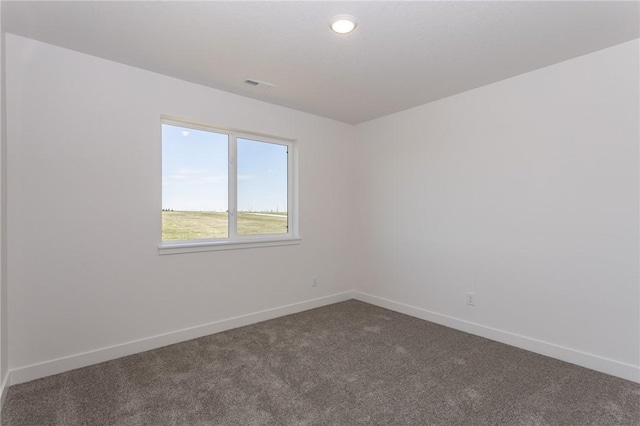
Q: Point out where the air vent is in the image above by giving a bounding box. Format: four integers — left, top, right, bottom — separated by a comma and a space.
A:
243, 78, 275, 89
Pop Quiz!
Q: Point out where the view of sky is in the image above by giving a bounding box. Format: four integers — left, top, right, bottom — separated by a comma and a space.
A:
162, 124, 288, 212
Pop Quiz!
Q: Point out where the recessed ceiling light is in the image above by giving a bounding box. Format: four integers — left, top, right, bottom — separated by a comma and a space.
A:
330, 15, 357, 34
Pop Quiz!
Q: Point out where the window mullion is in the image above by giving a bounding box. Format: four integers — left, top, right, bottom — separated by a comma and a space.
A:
287, 145, 295, 237
161, 117, 298, 249
228, 135, 238, 240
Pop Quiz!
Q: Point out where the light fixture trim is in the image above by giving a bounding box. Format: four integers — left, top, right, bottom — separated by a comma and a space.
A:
243, 78, 275, 89
330, 14, 358, 34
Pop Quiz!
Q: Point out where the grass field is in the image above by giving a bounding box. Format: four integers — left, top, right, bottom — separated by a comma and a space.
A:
162, 211, 288, 241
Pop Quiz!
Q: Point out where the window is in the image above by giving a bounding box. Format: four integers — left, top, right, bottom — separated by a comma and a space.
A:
160, 117, 298, 254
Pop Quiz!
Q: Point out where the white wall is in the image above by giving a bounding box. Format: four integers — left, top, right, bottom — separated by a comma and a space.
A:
0, 0, 8, 402
4, 33, 639, 386
355, 40, 639, 381
5, 34, 357, 381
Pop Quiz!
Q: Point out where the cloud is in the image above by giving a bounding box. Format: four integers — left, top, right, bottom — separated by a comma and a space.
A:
201, 175, 228, 184
163, 168, 228, 185
175, 168, 202, 175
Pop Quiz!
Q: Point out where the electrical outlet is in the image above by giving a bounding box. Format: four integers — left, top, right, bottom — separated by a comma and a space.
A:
466, 292, 475, 306
312, 276, 319, 287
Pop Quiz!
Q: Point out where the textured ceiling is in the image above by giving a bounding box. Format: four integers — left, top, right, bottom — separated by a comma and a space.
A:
3, 1, 639, 124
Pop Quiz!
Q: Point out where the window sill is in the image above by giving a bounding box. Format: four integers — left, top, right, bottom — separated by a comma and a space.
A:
158, 237, 301, 255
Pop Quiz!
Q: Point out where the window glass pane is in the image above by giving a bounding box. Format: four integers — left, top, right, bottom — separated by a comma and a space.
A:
162, 124, 228, 240
237, 138, 288, 235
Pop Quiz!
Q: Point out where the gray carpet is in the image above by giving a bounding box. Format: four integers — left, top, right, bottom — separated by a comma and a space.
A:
2, 300, 639, 425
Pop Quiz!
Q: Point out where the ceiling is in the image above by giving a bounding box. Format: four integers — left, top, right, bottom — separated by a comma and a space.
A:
3, 1, 639, 124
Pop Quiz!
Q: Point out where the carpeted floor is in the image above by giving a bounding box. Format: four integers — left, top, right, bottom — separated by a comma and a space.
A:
2, 300, 639, 425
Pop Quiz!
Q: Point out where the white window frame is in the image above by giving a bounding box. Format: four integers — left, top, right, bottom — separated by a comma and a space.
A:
159, 115, 299, 255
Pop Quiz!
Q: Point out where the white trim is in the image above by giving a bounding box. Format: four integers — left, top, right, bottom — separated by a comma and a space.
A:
158, 237, 301, 255
0, 371, 9, 410
9, 291, 354, 386
228, 134, 238, 240
160, 117, 299, 249
8, 291, 637, 387
353, 291, 640, 384
161, 115, 296, 143
288, 143, 299, 237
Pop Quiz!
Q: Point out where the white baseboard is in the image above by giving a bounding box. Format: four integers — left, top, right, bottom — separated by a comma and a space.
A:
8, 290, 638, 388
9, 291, 355, 386
0, 370, 9, 413
353, 291, 640, 384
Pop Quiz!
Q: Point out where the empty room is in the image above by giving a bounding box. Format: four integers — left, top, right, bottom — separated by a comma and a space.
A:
0, 1, 638, 424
